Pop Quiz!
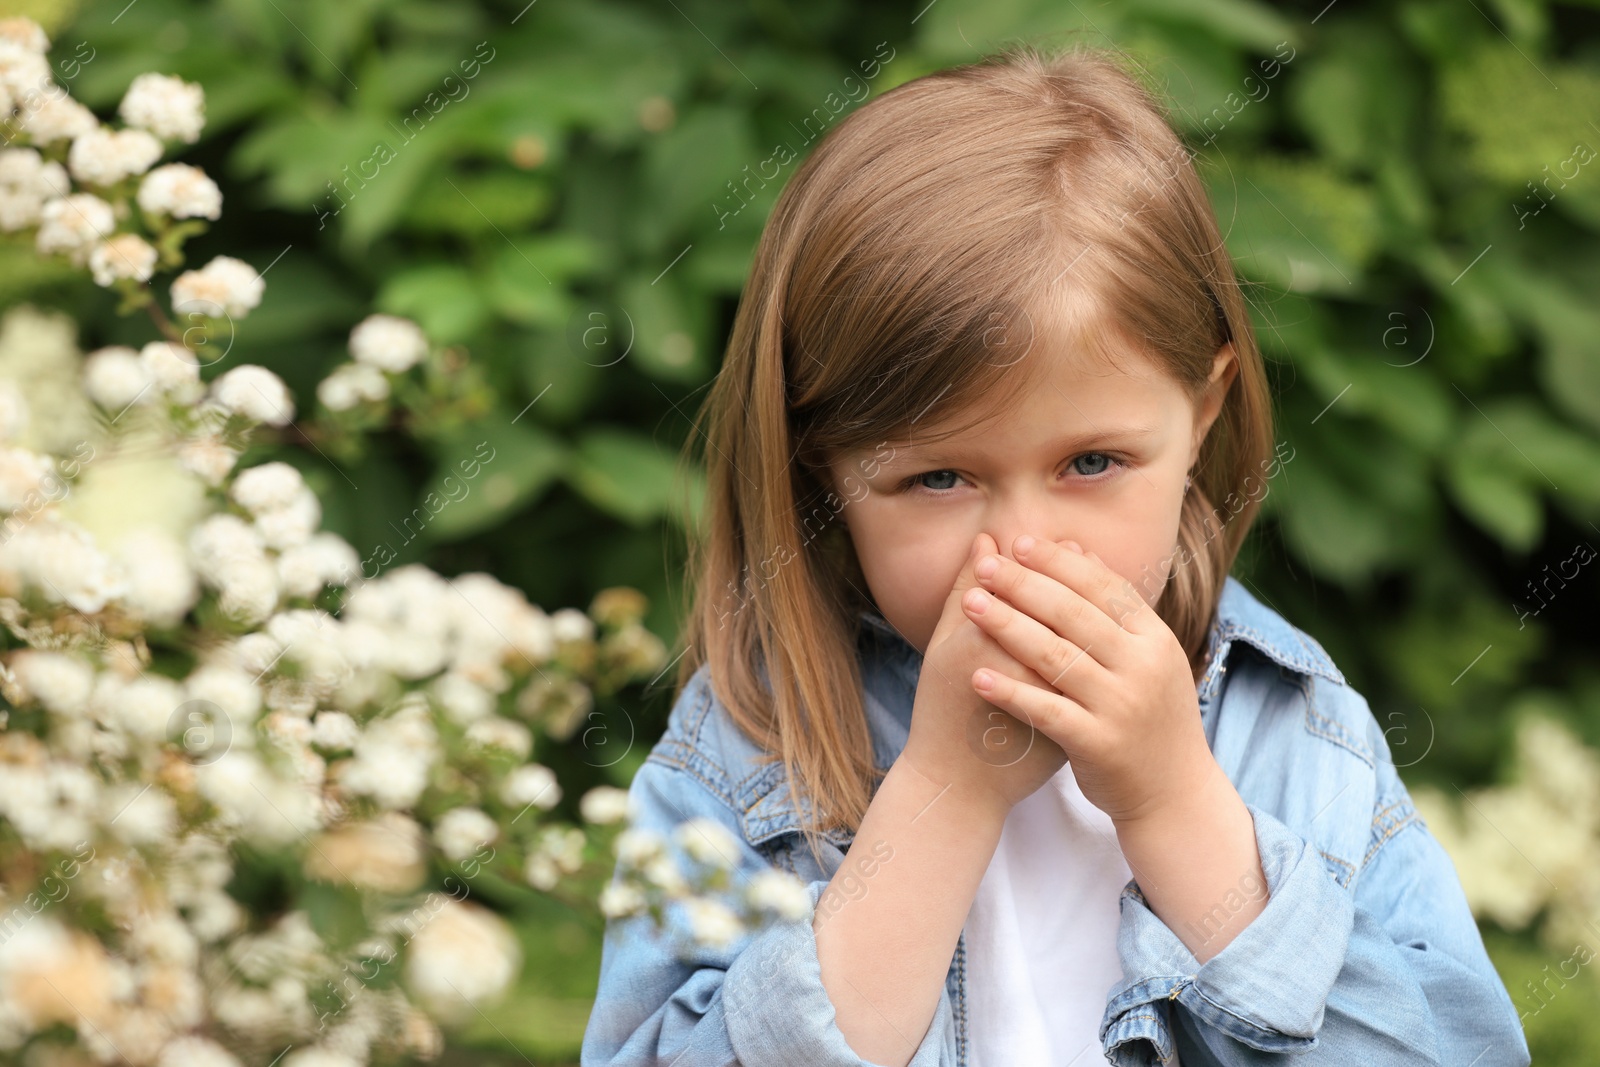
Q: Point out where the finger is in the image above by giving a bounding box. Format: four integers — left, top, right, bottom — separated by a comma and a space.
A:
974, 548, 1130, 670
972, 663, 1094, 754
962, 577, 1113, 702
1011, 536, 1155, 638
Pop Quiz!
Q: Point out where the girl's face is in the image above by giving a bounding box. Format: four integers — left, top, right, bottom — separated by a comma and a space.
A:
826, 337, 1237, 656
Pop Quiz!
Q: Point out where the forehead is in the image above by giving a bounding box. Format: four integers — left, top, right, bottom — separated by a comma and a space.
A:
874, 301, 1175, 458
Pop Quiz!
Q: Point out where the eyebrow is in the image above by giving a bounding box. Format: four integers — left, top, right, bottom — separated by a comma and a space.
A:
874, 426, 1160, 469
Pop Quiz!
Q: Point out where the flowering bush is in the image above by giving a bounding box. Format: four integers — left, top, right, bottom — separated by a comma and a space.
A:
1413, 702, 1600, 955
0, 17, 809, 1067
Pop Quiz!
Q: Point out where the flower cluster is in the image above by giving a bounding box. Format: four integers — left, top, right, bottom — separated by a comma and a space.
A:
1412, 703, 1600, 953
0, 18, 810, 1066
599, 816, 814, 954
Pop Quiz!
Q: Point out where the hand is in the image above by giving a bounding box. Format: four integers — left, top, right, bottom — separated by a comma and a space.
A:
959, 534, 1217, 827
899, 532, 1068, 822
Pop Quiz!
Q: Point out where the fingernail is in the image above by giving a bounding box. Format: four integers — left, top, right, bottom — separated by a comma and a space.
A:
965, 588, 990, 613
1014, 535, 1036, 556
976, 555, 999, 579
1066, 540, 1082, 553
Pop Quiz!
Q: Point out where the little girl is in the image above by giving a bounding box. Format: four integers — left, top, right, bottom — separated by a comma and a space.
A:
581, 43, 1529, 1067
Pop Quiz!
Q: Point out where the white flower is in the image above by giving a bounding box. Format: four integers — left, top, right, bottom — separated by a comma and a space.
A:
0, 444, 55, 510
103, 674, 184, 740
184, 664, 263, 726
188, 513, 268, 582
613, 827, 666, 867
524, 852, 559, 890
230, 461, 305, 513
404, 898, 520, 1021
0, 17, 49, 52
0, 380, 28, 443
309, 711, 360, 751
597, 880, 647, 918
137, 162, 221, 220
683, 897, 745, 949
139, 341, 203, 401
0, 59, 48, 118
254, 489, 320, 550
316, 361, 390, 412
104, 781, 176, 845
746, 868, 812, 921
341, 699, 438, 809
83, 345, 152, 411
579, 785, 633, 825
177, 435, 240, 486
35, 193, 115, 266
275, 531, 358, 599
550, 606, 595, 644
0, 517, 126, 613
89, 232, 159, 287
120, 72, 206, 144
218, 561, 281, 624
348, 314, 428, 373
158, 1035, 242, 1067
0, 147, 71, 232
675, 816, 740, 869
8, 649, 94, 715
172, 255, 263, 319
281, 1050, 359, 1067
464, 717, 532, 758
209, 364, 293, 426
433, 807, 498, 862
111, 527, 200, 626
9, 93, 98, 146
501, 762, 561, 810
67, 125, 164, 186
431, 670, 493, 724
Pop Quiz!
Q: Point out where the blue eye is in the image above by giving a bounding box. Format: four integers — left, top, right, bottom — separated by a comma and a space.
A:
910, 470, 963, 492
898, 453, 1126, 496
1073, 453, 1113, 477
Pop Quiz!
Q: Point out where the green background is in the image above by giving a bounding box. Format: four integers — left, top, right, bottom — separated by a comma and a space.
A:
5, 0, 1600, 1061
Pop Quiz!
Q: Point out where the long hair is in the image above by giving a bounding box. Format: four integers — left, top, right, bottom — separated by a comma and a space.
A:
670, 41, 1275, 866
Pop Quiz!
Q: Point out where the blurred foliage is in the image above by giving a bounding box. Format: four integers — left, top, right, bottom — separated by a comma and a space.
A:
6, 0, 1600, 1060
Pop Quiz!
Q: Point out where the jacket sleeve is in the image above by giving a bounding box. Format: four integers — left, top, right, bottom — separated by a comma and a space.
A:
580, 755, 958, 1067
1097, 754, 1531, 1065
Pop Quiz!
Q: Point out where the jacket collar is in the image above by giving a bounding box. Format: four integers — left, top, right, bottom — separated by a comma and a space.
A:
741, 575, 1344, 846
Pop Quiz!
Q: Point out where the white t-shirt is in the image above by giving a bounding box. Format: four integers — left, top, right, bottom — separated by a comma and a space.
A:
964, 759, 1133, 1067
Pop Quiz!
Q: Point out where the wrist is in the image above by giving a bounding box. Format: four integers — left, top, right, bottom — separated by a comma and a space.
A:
1112, 751, 1233, 842
890, 751, 1011, 837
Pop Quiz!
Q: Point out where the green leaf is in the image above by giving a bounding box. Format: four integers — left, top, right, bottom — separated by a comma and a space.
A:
567, 429, 692, 527
1439, 42, 1600, 187
378, 264, 493, 343
485, 235, 602, 327
1125, 0, 1299, 54
641, 105, 761, 245
400, 169, 553, 236
615, 273, 710, 382
422, 419, 568, 541
1288, 23, 1419, 172
1271, 451, 1396, 583
1444, 461, 1544, 550
1204, 155, 1380, 294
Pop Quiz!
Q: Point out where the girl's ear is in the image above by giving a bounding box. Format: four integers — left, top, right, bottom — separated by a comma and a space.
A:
1190, 342, 1239, 463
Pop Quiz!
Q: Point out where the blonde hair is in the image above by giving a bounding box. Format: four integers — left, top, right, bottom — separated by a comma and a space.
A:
671, 41, 1275, 865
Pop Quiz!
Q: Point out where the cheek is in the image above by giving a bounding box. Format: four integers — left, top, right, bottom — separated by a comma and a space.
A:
848, 514, 966, 645
1093, 507, 1185, 606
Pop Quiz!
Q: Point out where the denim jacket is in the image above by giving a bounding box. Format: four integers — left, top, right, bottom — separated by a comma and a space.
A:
580, 575, 1531, 1067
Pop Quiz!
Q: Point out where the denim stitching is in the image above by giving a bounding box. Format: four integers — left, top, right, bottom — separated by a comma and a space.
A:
1362, 798, 1421, 870
1318, 849, 1355, 889
644, 751, 739, 812
1296, 670, 1376, 767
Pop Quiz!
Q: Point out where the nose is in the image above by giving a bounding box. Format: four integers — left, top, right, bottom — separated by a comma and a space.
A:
983, 492, 1065, 561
